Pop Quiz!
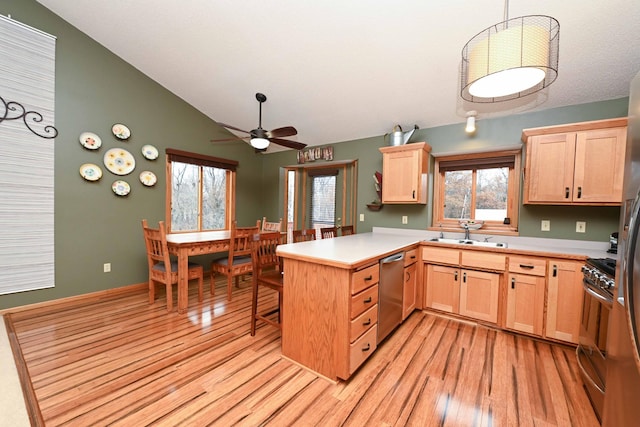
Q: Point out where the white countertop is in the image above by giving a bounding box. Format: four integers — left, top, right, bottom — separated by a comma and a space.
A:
277, 227, 614, 268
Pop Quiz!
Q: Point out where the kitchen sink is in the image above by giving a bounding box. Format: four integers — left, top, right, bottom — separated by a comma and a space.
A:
428, 238, 508, 248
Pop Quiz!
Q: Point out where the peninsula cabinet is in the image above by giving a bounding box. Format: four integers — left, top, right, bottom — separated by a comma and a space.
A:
522, 118, 627, 205
545, 259, 584, 344
281, 258, 380, 381
379, 142, 431, 204
423, 247, 504, 324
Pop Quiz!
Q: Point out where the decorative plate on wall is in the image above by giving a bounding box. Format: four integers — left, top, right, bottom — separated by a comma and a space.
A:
141, 144, 159, 160
139, 170, 157, 187
79, 163, 103, 181
111, 123, 131, 140
79, 132, 102, 150
112, 180, 131, 196
103, 148, 135, 175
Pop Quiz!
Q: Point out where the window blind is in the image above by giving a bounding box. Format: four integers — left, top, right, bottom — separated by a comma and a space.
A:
0, 16, 56, 295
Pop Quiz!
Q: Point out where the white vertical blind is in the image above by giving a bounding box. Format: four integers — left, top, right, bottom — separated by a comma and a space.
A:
0, 15, 56, 295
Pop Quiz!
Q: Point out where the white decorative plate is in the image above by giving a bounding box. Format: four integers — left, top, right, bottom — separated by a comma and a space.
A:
111, 123, 131, 140
141, 144, 159, 160
139, 171, 157, 187
79, 163, 103, 181
79, 132, 102, 150
112, 180, 131, 196
103, 148, 136, 175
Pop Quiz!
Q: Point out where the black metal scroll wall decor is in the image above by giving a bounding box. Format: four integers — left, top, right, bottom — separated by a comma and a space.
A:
0, 95, 58, 139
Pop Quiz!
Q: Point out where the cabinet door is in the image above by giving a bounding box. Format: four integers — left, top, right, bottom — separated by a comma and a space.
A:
402, 262, 417, 320
382, 149, 422, 203
573, 127, 626, 203
525, 133, 576, 203
425, 264, 459, 314
459, 269, 499, 323
506, 273, 545, 335
545, 260, 584, 343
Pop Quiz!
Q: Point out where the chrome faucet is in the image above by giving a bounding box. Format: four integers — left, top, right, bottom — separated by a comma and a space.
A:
463, 224, 470, 241
439, 224, 444, 239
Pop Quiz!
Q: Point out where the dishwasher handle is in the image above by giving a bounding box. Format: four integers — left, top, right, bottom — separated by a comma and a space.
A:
381, 252, 404, 264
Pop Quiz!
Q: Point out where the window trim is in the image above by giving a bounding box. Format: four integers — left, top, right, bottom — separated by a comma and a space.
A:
432, 149, 521, 235
165, 149, 237, 233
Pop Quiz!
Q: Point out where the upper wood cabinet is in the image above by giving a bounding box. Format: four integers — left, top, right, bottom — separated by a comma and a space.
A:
522, 118, 627, 205
379, 142, 431, 204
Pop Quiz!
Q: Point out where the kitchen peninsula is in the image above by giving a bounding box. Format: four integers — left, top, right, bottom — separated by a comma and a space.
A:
277, 228, 610, 381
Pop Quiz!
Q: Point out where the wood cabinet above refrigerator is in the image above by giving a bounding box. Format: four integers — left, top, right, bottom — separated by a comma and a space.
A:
522, 118, 627, 205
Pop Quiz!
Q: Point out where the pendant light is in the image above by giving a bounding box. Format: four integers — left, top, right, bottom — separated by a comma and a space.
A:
465, 111, 477, 134
460, 0, 559, 103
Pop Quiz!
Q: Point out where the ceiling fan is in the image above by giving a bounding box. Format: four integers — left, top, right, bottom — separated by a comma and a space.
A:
211, 93, 307, 151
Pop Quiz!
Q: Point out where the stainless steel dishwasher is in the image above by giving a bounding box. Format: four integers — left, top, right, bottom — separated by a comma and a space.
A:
378, 252, 404, 343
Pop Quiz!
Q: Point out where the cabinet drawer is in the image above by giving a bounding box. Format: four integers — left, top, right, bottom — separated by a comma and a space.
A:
422, 247, 459, 265
404, 248, 418, 266
349, 325, 378, 375
461, 251, 506, 271
351, 285, 379, 319
508, 256, 546, 276
351, 263, 379, 294
350, 304, 378, 342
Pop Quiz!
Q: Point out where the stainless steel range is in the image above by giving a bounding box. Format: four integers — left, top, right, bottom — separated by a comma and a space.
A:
578, 257, 615, 421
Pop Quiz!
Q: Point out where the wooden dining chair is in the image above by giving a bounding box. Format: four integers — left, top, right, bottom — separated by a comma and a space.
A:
292, 228, 317, 242
210, 220, 260, 301
341, 225, 354, 236
320, 226, 337, 239
260, 217, 283, 232
141, 219, 203, 312
250, 231, 285, 336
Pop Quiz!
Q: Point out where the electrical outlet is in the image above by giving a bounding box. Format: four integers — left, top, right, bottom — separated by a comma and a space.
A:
541, 220, 550, 231
359, 213, 364, 222
402, 215, 408, 224
103, 263, 111, 273
576, 221, 586, 233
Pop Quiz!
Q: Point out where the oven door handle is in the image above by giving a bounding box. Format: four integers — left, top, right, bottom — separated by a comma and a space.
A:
582, 281, 613, 307
575, 346, 605, 394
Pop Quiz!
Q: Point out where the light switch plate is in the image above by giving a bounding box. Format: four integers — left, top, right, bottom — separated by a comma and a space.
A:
541, 220, 550, 231
359, 213, 364, 222
402, 215, 408, 224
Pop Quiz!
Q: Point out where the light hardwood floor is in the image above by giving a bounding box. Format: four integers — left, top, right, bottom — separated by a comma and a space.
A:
5, 276, 599, 426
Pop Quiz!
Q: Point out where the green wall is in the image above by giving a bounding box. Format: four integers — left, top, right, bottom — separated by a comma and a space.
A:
263, 98, 627, 240
0, 0, 262, 310
0, 0, 628, 310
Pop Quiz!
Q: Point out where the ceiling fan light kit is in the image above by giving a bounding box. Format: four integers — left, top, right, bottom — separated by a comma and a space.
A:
460, 1, 559, 103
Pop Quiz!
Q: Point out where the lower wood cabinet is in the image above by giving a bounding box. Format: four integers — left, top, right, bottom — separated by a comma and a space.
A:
506, 273, 546, 335
425, 264, 459, 314
545, 260, 584, 344
402, 248, 418, 320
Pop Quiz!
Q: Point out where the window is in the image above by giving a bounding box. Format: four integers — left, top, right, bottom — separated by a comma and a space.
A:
166, 149, 237, 232
310, 174, 336, 229
433, 150, 520, 233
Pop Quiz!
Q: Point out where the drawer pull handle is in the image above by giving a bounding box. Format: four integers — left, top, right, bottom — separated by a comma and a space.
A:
364, 275, 373, 281
454, 271, 458, 281
519, 264, 535, 269
463, 272, 467, 283
511, 277, 516, 289
410, 255, 416, 260
577, 186, 582, 198
553, 265, 558, 277
363, 319, 371, 326
362, 343, 371, 352
565, 187, 570, 198
364, 297, 372, 303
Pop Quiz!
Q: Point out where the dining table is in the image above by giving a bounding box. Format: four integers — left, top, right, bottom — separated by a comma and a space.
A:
165, 230, 231, 314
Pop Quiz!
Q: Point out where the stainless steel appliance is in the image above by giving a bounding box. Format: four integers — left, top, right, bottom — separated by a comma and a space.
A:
378, 252, 404, 343
602, 70, 640, 426
578, 257, 614, 421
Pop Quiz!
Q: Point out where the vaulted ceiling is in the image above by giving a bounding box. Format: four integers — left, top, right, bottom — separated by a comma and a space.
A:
36, 0, 640, 151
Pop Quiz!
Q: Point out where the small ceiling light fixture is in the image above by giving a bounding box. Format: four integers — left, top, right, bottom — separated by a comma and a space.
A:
460, 0, 559, 103
465, 111, 477, 133
250, 128, 270, 150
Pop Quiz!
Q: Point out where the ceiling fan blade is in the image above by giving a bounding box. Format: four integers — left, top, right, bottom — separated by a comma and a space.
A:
210, 136, 250, 143
267, 126, 298, 138
217, 122, 251, 134
270, 137, 307, 150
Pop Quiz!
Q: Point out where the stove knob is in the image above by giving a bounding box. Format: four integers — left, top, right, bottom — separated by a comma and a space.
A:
604, 278, 615, 290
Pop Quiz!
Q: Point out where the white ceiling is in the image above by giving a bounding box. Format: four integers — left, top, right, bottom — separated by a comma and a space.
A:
36, 0, 640, 151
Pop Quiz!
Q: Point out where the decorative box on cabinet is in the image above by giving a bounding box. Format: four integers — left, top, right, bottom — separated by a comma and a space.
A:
379, 142, 431, 204
522, 118, 627, 205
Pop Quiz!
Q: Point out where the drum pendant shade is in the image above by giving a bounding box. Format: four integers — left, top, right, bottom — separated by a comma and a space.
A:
461, 14, 559, 103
